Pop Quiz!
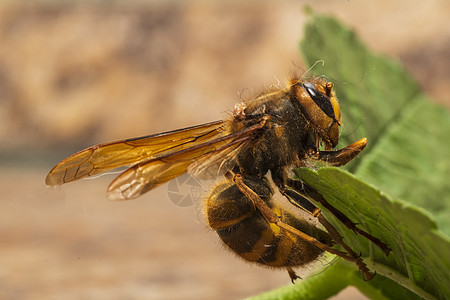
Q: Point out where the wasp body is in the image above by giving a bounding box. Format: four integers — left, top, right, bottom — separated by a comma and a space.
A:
46, 76, 390, 281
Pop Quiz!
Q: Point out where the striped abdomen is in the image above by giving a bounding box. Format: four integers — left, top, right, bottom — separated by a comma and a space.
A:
205, 177, 331, 268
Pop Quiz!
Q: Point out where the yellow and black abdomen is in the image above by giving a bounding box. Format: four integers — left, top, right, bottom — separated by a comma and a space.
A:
205, 177, 331, 268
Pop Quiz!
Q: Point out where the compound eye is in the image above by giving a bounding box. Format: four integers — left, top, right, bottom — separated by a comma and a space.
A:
302, 82, 335, 120
302, 82, 318, 97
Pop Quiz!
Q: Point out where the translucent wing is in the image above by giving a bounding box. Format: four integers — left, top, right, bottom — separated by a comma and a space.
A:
107, 121, 267, 200
187, 141, 246, 179
45, 120, 225, 186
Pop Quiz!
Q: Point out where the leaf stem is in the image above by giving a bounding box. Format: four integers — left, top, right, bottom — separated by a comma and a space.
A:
366, 260, 438, 300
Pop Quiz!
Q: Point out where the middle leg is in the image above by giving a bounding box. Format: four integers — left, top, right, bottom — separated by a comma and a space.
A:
285, 179, 391, 256
228, 171, 375, 280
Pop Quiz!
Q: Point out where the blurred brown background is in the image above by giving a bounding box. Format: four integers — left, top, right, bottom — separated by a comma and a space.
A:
0, 0, 449, 299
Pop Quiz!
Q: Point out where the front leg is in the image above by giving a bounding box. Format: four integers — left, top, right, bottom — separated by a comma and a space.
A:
309, 138, 367, 167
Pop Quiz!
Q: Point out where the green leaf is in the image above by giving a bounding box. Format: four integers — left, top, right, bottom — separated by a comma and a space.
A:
356, 97, 450, 235
252, 169, 449, 300
254, 13, 450, 300
297, 168, 449, 300
300, 15, 421, 156
299, 14, 450, 235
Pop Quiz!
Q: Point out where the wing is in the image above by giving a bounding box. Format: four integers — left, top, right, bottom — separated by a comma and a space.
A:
187, 141, 246, 179
45, 120, 225, 186
107, 120, 267, 200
